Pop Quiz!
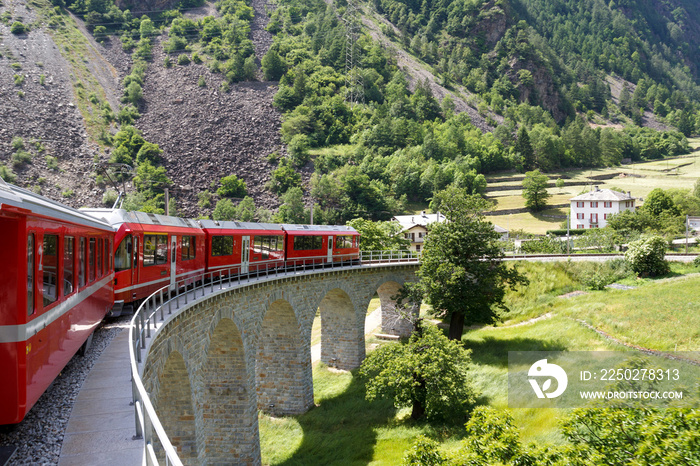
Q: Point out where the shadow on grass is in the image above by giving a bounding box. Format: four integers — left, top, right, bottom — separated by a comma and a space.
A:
278, 370, 396, 466
464, 336, 567, 368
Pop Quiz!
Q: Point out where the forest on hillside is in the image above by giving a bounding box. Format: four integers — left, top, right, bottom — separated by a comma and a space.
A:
3, 0, 699, 222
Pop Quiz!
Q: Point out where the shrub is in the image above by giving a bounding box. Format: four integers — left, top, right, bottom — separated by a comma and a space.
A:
124, 81, 143, 105
177, 54, 190, 65
217, 174, 247, 198
45, 155, 58, 170
12, 150, 32, 167
288, 134, 310, 167
11, 137, 24, 150
0, 164, 17, 183
10, 21, 27, 34
197, 190, 212, 209
117, 104, 140, 124
401, 436, 445, 466
693, 256, 700, 268
14, 74, 24, 86
624, 235, 669, 277
164, 56, 171, 67
39, 74, 45, 85
62, 189, 74, 198
198, 75, 206, 87
102, 190, 118, 206
192, 53, 202, 64
212, 198, 235, 220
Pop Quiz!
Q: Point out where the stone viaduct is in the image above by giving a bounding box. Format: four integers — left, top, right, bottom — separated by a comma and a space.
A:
138, 263, 419, 465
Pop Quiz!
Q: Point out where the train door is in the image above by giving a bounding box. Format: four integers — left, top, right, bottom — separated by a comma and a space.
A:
169, 235, 177, 291
241, 236, 250, 274
132, 236, 139, 300
327, 236, 333, 263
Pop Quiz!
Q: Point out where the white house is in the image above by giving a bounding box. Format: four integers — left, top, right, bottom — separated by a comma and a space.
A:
570, 186, 636, 229
392, 211, 508, 252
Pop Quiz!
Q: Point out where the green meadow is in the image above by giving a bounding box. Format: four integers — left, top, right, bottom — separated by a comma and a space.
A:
259, 261, 700, 464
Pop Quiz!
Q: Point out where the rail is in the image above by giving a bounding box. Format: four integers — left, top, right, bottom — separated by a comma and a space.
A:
128, 250, 420, 465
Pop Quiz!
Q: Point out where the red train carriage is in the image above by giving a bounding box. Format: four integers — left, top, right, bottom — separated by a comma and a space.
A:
81, 210, 206, 308
198, 220, 286, 276
0, 181, 114, 425
281, 224, 360, 266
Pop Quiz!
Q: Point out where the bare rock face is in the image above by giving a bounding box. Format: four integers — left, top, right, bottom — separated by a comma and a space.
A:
135, 39, 284, 217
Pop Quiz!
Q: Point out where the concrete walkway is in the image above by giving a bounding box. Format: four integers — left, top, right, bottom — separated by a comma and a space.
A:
58, 330, 142, 466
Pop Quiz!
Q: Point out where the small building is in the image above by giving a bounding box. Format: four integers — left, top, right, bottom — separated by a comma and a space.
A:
392, 211, 508, 252
570, 186, 635, 229
687, 216, 700, 233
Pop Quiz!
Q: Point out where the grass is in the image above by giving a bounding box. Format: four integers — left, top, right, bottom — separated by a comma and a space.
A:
487, 208, 567, 234
259, 263, 700, 463
485, 152, 700, 233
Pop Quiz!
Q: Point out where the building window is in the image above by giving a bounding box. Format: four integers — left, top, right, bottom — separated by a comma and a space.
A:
604, 201, 612, 208
415, 244, 421, 252
576, 202, 584, 208
577, 224, 584, 229
591, 202, 598, 208
604, 213, 609, 220
577, 213, 584, 219
590, 213, 598, 223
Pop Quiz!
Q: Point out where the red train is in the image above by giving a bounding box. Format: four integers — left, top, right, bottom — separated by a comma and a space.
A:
0, 181, 114, 425
1, 188, 360, 425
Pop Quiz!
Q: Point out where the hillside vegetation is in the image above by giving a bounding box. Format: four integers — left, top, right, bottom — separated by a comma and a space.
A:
1, 0, 700, 220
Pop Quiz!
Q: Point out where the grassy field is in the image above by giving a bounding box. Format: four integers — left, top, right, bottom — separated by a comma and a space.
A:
260, 262, 700, 464
484, 147, 700, 234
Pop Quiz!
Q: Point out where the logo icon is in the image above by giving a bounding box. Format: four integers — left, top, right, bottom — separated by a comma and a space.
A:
528, 359, 568, 399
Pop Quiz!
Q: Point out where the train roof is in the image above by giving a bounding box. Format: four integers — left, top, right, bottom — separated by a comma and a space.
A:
198, 219, 285, 231
81, 208, 202, 230
280, 224, 359, 234
0, 179, 113, 231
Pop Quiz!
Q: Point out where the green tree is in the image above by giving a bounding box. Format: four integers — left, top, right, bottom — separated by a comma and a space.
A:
276, 186, 308, 223
235, 196, 256, 221
359, 322, 477, 420
624, 235, 669, 277
346, 218, 409, 251
420, 186, 526, 340
135, 141, 163, 164
261, 48, 285, 81
514, 126, 535, 171
212, 198, 236, 221
522, 169, 551, 211
643, 188, 680, 216
217, 174, 247, 198
269, 158, 301, 194
288, 134, 310, 167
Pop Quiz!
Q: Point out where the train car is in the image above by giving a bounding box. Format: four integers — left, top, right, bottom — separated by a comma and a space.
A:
81, 209, 206, 308
198, 220, 286, 276
282, 224, 360, 266
0, 180, 114, 425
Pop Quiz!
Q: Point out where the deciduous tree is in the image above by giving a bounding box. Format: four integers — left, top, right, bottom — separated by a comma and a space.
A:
419, 186, 526, 340
522, 169, 550, 211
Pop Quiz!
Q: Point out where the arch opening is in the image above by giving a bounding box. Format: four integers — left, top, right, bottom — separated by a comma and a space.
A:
319, 288, 364, 371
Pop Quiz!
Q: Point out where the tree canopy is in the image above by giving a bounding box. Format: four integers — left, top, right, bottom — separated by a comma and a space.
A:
418, 186, 526, 340
522, 169, 551, 212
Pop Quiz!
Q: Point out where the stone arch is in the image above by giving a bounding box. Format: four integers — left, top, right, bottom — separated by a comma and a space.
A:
256, 299, 312, 415
155, 350, 197, 464
318, 287, 364, 370
197, 317, 260, 465
373, 277, 420, 337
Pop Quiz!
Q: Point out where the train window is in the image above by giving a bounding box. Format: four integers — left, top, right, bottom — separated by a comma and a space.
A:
115, 236, 132, 271
143, 234, 168, 266
64, 237, 74, 296
104, 239, 109, 273
336, 236, 353, 249
293, 235, 323, 250
88, 239, 96, 282
42, 234, 58, 306
79, 238, 86, 288
97, 239, 103, 277
182, 236, 196, 260
212, 236, 233, 256
27, 234, 35, 316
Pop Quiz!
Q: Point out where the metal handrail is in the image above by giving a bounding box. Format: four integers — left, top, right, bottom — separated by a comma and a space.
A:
128, 250, 419, 464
